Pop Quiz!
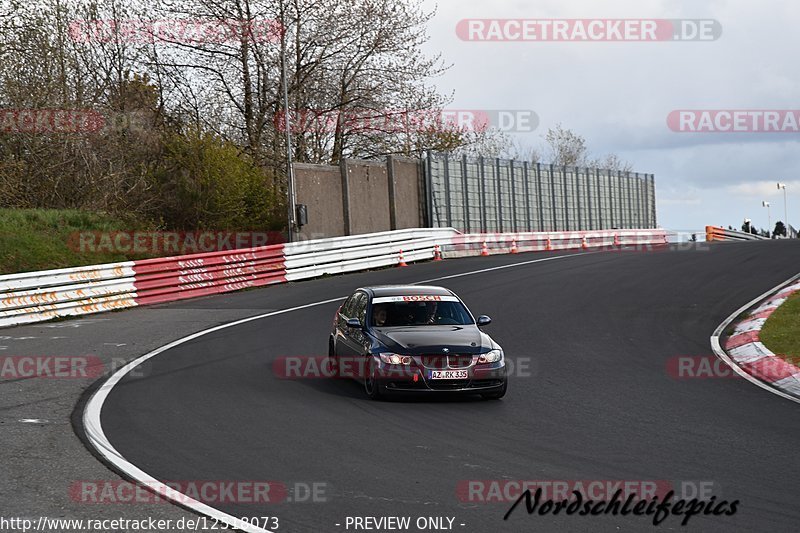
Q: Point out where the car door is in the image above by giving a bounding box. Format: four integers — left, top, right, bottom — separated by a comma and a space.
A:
338, 291, 367, 360
334, 293, 358, 357
351, 292, 371, 355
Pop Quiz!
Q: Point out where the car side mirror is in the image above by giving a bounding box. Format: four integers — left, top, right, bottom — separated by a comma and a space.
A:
477, 315, 492, 326
346, 318, 363, 329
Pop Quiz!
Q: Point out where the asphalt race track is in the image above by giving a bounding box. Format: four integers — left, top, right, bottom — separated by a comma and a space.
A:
92, 242, 800, 533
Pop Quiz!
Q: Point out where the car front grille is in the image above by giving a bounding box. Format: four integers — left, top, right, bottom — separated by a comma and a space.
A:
420, 355, 474, 369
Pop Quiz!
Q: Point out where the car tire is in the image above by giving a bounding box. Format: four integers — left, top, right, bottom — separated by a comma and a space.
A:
481, 382, 507, 400
327, 338, 339, 378
364, 357, 385, 400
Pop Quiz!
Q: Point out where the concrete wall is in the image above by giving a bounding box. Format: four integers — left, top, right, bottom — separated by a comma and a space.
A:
390, 157, 425, 229
293, 157, 425, 239
293, 163, 345, 238
345, 160, 391, 235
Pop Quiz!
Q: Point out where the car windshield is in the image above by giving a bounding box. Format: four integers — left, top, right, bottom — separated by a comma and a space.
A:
370, 299, 474, 327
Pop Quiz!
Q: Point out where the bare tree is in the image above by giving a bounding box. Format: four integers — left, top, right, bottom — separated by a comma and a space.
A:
591, 153, 633, 172
544, 123, 588, 166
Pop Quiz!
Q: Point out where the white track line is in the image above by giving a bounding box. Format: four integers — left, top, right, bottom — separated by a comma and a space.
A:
710, 273, 800, 406
413, 251, 596, 285
81, 250, 599, 533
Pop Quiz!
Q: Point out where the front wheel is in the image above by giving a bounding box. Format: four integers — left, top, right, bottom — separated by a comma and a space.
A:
364, 357, 385, 400
327, 338, 339, 377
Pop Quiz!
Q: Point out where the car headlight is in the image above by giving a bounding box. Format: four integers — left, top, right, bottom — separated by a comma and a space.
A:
379, 353, 413, 365
478, 349, 503, 364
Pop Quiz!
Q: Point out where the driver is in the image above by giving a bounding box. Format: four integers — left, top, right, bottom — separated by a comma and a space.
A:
424, 301, 438, 324
372, 304, 389, 326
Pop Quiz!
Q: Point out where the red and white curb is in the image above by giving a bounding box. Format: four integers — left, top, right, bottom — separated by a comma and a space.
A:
712, 274, 800, 403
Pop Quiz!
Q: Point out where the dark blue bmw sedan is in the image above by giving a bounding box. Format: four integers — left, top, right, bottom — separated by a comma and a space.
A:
329, 285, 507, 400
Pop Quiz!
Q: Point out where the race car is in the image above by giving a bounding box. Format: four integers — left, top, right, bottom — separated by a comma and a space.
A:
328, 285, 507, 400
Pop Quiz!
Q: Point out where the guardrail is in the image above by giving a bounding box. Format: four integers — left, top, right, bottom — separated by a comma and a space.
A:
706, 226, 769, 242
284, 228, 455, 281
0, 227, 666, 328
133, 246, 286, 306
443, 229, 667, 257
0, 262, 137, 328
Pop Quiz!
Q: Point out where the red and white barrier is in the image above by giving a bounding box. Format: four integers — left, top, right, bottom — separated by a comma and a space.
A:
132, 246, 286, 306
706, 226, 768, 242
442, 229, 667, 258
0, 227, 666, 328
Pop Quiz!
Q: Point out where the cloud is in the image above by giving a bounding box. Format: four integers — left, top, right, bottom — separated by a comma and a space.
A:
727, 181, 800, 198
421, 0, 800, 229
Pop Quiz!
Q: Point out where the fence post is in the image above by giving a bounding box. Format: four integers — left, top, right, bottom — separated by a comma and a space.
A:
523, 161, 533, 232
444, 152, 452, 227
462, 154, 471, 233
424, 151, 434, 228
585, 166, 593, 231
510, 160, 518, 233
479, 156, 487, 233
340, 158, 352, 236
387, 155, 397, 230
536, 162, 545, 231
495, 157, 503, 233
574, 166, 582, 230
550, 164, 558, 231
561, 165, 569, 231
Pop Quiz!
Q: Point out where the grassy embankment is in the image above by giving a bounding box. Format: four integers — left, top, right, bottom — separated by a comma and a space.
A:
0, 208, 158, 275
759, 291, 800, 366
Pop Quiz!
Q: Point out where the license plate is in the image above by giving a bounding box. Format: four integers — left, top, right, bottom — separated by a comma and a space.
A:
429, 370, 468, 380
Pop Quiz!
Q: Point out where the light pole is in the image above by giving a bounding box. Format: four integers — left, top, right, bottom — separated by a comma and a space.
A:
762, 201, 771, 235
777, 182, 788, 236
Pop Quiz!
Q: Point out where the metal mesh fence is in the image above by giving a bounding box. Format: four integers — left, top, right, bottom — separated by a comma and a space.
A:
425, 152, 657, 232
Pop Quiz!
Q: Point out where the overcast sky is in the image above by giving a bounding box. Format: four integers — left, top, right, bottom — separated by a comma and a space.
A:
421, 0, 800, 232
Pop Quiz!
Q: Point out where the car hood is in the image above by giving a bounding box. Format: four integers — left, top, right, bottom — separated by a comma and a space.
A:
372, 325, 491, 355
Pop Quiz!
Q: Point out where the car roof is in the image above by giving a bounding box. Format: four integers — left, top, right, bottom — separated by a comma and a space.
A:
361, 285, 454, 298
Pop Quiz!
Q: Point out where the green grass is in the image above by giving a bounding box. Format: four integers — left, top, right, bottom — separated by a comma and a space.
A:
0, 208, 159, 274
759, 292, 800, 366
